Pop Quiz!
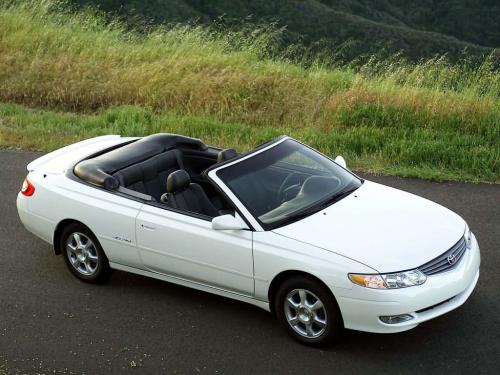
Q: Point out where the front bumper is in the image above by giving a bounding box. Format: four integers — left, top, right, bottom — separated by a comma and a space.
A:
336, 235, 481, 333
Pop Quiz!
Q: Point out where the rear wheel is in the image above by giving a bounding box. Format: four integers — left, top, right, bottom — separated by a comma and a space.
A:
274, 276, 343, 346
60, 223, 111, 283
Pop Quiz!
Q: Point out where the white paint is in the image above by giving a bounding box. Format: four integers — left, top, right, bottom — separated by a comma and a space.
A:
17, 135, 481, 334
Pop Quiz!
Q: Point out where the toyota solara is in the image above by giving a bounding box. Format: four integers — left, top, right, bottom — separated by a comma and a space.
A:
17, 133, 480, 345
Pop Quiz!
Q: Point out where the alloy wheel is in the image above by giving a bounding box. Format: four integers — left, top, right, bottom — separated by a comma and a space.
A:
66, 232, 99, 276
284, 288, 328, 338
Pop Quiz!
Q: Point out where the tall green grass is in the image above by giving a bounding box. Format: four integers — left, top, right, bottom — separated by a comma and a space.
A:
0, 0, 499, 181
1, 103, 497, 182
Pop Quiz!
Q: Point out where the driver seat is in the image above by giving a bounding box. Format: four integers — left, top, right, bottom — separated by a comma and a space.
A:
161, 170, 219, 217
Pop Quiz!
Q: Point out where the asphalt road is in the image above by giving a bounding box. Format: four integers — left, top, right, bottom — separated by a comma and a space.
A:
1, 150, 499, 375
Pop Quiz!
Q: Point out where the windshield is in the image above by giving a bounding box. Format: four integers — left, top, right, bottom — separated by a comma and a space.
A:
216, 139, 362, 230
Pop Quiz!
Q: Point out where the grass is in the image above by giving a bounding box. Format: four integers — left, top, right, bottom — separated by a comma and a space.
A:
0, 0, 499, 182
1, 103, 497, 182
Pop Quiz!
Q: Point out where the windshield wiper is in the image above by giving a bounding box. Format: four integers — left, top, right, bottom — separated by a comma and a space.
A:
319, 185, 358, 208
275, 185, 359, 228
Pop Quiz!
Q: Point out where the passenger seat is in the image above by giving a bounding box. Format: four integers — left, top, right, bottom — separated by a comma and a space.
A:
162, 170, 219, 217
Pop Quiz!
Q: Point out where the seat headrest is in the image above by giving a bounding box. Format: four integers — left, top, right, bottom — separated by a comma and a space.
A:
167, 170, 191, 193
217, 148, 238, 163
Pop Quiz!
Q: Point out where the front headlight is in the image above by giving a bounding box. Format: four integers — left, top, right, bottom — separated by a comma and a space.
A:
348, 269, 427, 289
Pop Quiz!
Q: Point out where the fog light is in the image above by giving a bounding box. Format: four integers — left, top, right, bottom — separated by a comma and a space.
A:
379, 314, 414, 324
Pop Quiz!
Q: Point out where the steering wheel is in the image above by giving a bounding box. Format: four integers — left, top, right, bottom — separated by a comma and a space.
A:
276, 172, 304, 206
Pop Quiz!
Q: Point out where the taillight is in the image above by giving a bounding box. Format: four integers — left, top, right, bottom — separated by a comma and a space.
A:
21, 177, 35, 196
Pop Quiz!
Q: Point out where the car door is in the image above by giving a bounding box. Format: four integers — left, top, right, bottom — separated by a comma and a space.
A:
135, 204, 254, 295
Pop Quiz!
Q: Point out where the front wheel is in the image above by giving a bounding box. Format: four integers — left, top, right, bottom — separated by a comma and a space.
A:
274, 276, 343, 346
60, 223, 111, 283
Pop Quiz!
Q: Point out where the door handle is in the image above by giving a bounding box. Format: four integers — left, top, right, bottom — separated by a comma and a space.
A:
140, 223, 156, 231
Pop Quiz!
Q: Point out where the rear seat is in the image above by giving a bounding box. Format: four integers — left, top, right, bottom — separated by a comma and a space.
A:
112, 150, 184, 201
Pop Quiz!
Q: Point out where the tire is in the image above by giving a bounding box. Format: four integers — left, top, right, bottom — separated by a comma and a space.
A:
60, 223, 111, 283
274, 276, 343, 346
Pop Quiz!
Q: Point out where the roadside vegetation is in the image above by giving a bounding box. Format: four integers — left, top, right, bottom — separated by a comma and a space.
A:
72, 0, 499, 62
0, 0, 498, 182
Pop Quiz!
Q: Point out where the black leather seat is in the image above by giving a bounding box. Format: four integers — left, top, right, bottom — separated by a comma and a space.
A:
112, 150, 184, 201
217, 148, 238, 163
162, 170, 219, 217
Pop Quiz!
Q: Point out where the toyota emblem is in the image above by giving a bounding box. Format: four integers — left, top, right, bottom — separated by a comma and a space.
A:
447, 253, 457, 265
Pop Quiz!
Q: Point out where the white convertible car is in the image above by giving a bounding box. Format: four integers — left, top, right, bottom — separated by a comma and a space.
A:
17, 133, 480, 345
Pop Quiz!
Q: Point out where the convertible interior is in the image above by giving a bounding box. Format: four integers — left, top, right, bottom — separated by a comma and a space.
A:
73, 133, 350, 222
74, 133, 238, 218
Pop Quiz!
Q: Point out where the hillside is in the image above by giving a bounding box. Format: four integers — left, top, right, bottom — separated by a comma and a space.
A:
71, 0, 500, 62
0, 0, 499, 182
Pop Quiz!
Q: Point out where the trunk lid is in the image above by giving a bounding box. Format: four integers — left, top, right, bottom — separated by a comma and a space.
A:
27, 135, 134, 173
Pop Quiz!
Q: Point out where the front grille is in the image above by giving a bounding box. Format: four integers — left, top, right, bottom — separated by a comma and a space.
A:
418, 236, 467, 276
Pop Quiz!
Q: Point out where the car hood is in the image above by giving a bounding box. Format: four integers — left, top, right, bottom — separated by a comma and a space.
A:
272, 181, 465, 273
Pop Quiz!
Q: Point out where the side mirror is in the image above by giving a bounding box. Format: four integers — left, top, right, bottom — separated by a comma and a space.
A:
212, 214, 249, 231
334, 155, 347, 169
